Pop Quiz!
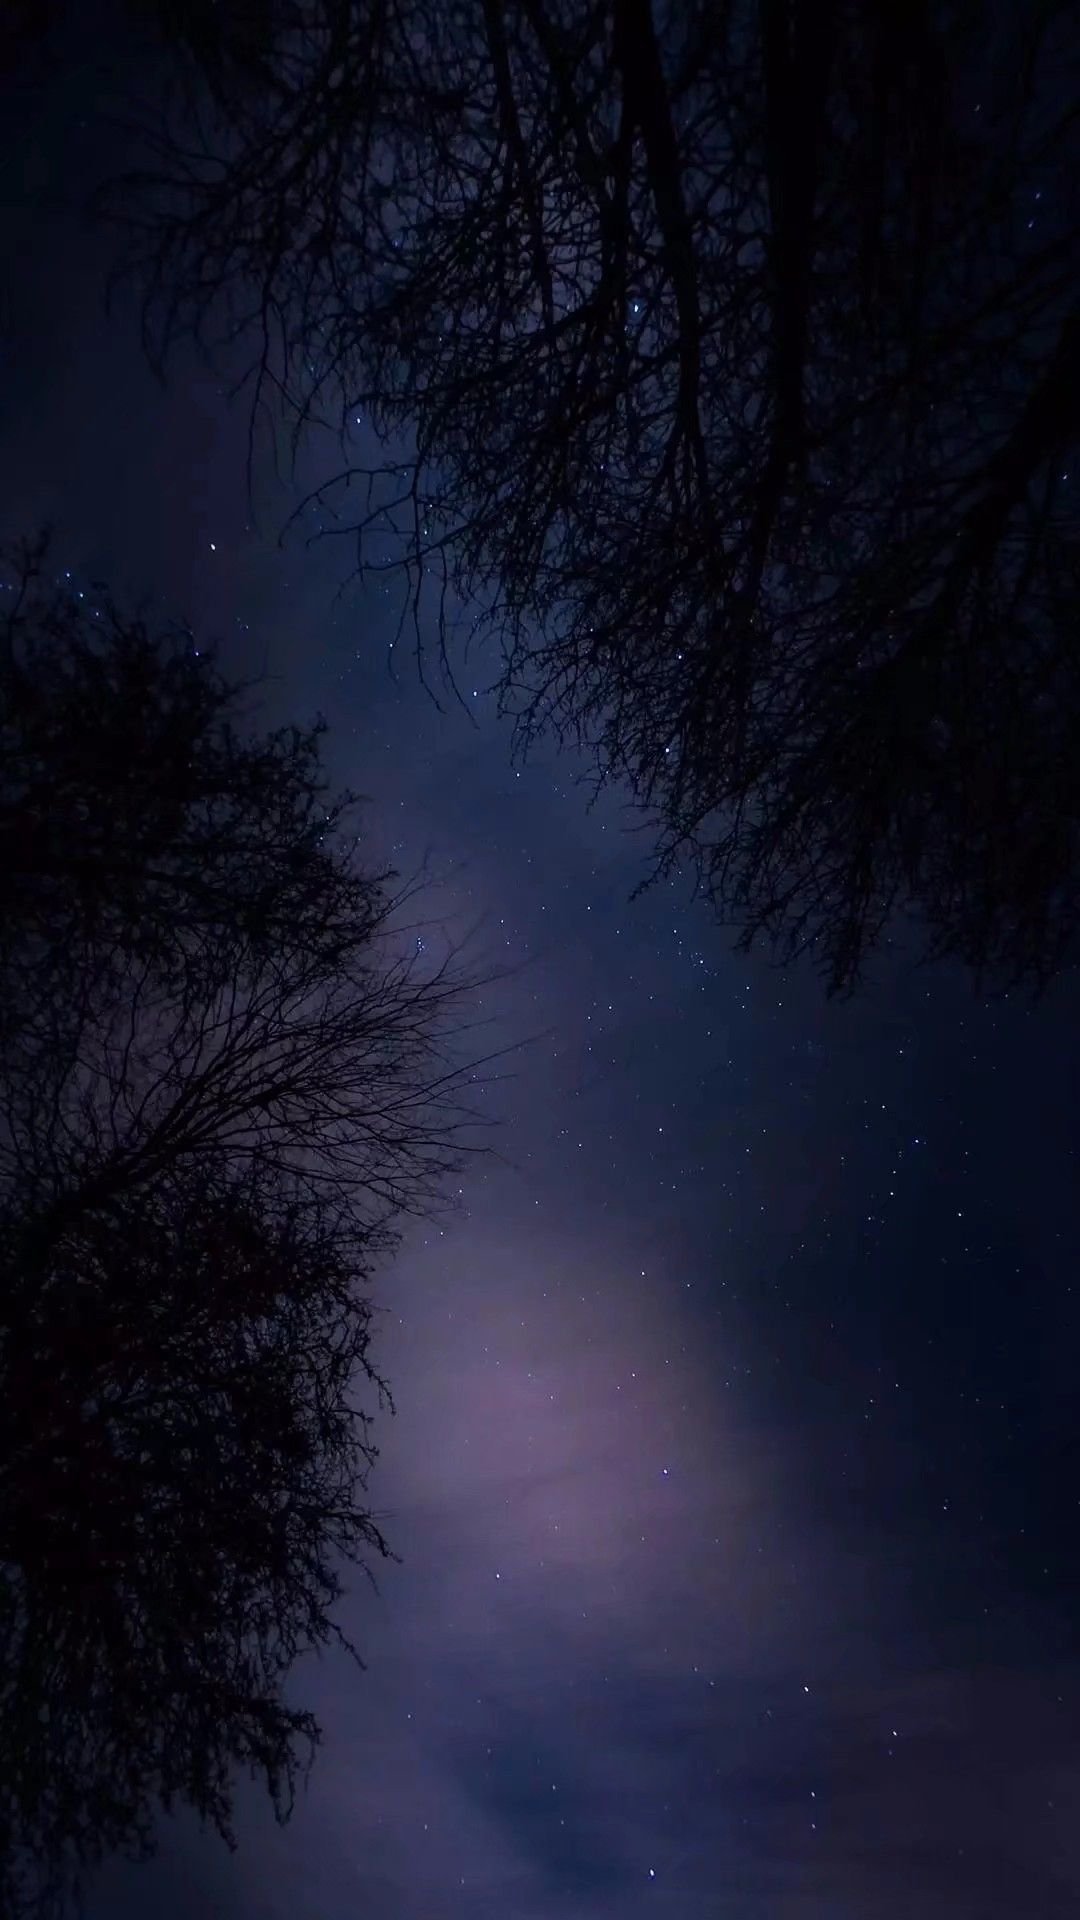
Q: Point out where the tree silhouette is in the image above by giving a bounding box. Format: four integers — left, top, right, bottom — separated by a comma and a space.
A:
119, 0, 1080, 989
0, 536, 481, 1916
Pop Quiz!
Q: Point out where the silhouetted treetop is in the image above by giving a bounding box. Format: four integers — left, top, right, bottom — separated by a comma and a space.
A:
1, 531, 379, 1013
119, 1, 1080, 988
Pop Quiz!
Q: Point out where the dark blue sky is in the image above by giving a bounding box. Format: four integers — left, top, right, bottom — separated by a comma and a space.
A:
2, 19, 1079, 1917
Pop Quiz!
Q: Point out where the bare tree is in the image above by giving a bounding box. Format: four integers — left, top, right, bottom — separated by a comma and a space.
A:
117, 0, 1080, 989
0, 537, 483, 1916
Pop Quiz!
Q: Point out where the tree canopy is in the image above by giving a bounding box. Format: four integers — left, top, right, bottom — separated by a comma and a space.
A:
121, 0, 1080, 990
0, 535, 479, 1916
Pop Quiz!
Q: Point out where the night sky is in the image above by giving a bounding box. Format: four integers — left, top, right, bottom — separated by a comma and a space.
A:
3, 22, 1080, 1919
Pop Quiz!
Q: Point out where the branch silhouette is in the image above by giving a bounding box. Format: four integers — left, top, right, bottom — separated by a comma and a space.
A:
113, 0, 1080, 991
0, 535, 485, 1916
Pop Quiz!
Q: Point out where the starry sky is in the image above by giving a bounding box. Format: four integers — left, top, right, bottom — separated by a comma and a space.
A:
3, 20, 1080, 1919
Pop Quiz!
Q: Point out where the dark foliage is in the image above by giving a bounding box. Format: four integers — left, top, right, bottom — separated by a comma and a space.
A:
0, 536, 479, 1915
117, 0, 1080, 990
